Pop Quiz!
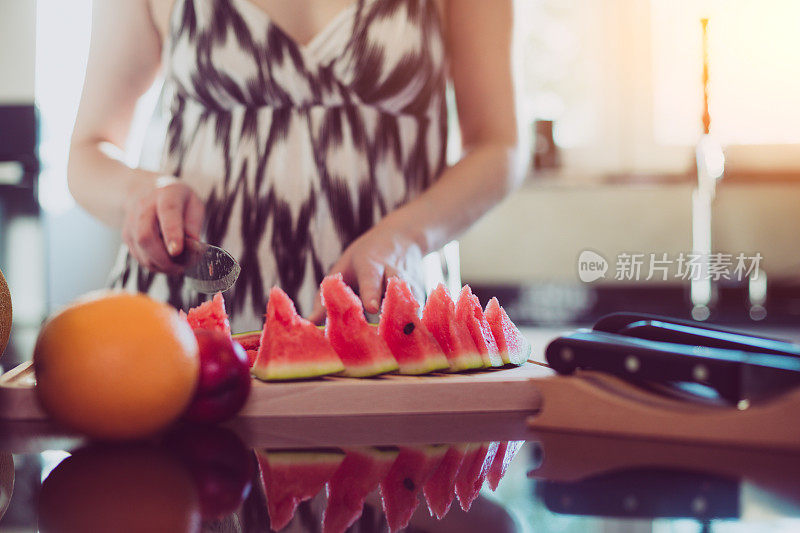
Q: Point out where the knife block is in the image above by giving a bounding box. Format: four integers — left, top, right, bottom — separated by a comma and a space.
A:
527, 370, 800, 451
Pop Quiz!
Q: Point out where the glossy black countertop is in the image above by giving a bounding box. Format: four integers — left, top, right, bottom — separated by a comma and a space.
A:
1, 411, 799, 533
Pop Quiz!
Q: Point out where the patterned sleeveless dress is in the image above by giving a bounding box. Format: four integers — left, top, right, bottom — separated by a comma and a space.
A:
110, 0, 448, 332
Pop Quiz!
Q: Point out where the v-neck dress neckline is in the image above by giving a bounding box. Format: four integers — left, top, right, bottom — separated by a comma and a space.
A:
229, 0, 367, 55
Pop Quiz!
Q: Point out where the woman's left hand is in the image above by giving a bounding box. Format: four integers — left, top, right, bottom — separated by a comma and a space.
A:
306, 223, 424, 323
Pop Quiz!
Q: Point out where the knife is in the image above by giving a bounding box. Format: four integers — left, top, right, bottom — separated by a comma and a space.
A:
175, 237, 241, 294
593, 312, 798, 352
545, 329, 800, 406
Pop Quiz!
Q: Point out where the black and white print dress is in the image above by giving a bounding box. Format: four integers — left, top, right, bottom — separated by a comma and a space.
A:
110, 0, 449, 332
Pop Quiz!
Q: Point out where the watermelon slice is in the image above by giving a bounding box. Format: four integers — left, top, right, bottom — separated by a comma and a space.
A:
486, 440, 524, 491
421, 285, 485, 372
321, 274, 398, 377
252, 287, 345, 381
484, 298, 530, 366
256, 449, 344, 531
379, 445, 447, 532
232, 330, 261, 368
455, 286, 503, 368
232, 330, 260, 350
454, 442, 500, 512
378, 278, 449, 375
423, 443, 469, 520
323, 447, 398, 533
186, 292, 231, 337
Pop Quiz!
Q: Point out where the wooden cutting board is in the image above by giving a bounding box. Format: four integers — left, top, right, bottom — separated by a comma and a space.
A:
0, 360, 551, 421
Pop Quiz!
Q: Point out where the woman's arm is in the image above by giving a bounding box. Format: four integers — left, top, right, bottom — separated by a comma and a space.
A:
308, 0, 522, 320
68, 0, 203, 273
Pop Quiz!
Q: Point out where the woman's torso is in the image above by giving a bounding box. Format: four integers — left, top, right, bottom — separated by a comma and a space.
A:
112, 0, 449, 331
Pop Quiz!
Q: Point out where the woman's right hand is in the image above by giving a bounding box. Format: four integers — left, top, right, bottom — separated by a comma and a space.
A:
122, 176, 205, 274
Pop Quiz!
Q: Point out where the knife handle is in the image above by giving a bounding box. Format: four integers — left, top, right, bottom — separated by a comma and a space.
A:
545, 331, 743, 403
593, 312, 789, 344
618, 320, 800, 358
171, 236, 206, 266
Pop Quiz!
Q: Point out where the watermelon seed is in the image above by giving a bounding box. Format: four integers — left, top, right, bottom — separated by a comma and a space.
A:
403, 322, 415, 334
403, 477, 415, 491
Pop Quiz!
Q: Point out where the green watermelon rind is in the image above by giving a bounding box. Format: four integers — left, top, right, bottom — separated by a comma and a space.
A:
338, 358, 399, 378
252, 359, 345, 381
443, 351, 486, 373
396, 353, 450, 375
255, 449, 345, 465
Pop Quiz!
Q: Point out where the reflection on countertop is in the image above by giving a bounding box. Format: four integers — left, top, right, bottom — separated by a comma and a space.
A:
1, 414, 799, 533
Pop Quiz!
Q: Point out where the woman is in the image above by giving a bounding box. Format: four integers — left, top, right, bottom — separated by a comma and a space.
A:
68, 0, 522, 332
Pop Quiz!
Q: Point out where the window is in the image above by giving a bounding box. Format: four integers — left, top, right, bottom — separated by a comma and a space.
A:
515, 0, 800, 179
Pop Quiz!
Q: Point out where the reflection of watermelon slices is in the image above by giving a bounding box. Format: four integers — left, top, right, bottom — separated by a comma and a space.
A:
252, 287, 345, 381
323, 447, 398, 533
232, 330, 261, 368
455, 287, 503, 368
186, 292, 231, 337
421, 285, 485, 372
321, 274, 398, 377
256, 449, 344, 531
378, 278, 449, 375
454, 442, 500, 512
486, 441, 524, 491
484, 298, 530, 366
380, 446, 447, 532
423, 444, 469, 520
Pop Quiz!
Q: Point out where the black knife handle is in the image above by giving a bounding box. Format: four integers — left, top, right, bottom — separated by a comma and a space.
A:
593, 312, 790, 345
546, 331, 745, 402
618, 320, 800, 359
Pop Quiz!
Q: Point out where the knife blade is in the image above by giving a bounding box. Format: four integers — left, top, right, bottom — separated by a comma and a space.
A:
545, 329, 800, 406
176, 237, 241, 294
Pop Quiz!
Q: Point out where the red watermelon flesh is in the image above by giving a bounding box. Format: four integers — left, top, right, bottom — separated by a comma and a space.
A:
232, 331, 261, 368
486, 441, 525, 491
484, 298, 530, 366
186, 292, 231, 337
421, 284, 485, 372
233, 330, 261, 351
252, 287, 345, 381
455, 286, 503, 368
422, 443, 468, 520
255, 449, 344, 531
323, 447, 398, 533
378, 277, 449, 374
321, 274, 398, 377
379, 446, 447, 532
454, 442, 500, 512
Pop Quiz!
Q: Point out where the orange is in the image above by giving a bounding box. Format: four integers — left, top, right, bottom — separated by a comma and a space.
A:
0, 267, 11, 357
33, 291, 199, 439
38, 444, 201, 533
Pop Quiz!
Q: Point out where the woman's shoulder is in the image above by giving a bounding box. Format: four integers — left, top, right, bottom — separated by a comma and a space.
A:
146, 0, 176, 43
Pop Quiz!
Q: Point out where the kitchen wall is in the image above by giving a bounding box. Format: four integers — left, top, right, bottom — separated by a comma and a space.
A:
0, 0, 45, 327
460, 181, 800, 285
0, 0, 36, 104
